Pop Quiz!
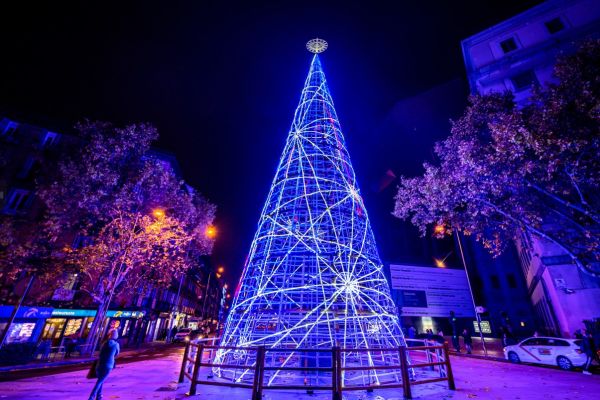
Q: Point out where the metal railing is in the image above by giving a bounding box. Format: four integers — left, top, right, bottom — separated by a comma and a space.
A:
179, 339, 455, 399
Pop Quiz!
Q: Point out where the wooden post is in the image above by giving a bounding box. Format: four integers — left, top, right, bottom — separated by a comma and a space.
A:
252, 346, 266, 400
179, 341, 190, 383
332, 347, 342, 400
189, 344, 204, 396
443, 343, 456, 390
399, 346, 412, 400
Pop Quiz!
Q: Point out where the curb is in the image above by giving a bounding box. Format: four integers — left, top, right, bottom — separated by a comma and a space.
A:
0, 342, 177, 381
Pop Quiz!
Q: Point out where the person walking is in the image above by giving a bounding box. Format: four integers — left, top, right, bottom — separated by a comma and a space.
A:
462, 328, 472, 354
580, 330, 594, 375
88, 329, 120, 400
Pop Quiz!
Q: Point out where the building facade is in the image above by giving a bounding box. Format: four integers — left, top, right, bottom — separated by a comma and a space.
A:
0, 116, 223, 352
461, 0, 600, 337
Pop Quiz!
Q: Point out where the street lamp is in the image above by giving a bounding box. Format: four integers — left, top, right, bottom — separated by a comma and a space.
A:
205, 225, 217, 239
152, 208, 165, 220
434, 224, 488, 357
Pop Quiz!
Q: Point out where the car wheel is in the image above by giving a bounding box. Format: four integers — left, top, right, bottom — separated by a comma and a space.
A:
557, 356, 573, 370
508, 351, 520, 363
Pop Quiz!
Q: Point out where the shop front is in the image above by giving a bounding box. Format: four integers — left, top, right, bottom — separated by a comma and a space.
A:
40, 308, 147, 349
0, 305, 53, 344
42, 308, 96, 348
106, 310, 146, 346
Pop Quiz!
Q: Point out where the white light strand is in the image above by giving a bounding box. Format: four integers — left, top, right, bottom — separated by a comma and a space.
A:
215, 54, 407, 385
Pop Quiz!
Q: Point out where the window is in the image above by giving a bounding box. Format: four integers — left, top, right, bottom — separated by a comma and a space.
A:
507, 274, 517, 289
511, 70, 538, 91
2, 121, 19, 138
522, 338, 540, 346
545, 17, 565, 34
547, 339, 570, 347
41, 131, 60, 148
500, 37, 518, 54
534, 338, 551, 346
3, 189, 32, 213
490, 275, 501, 289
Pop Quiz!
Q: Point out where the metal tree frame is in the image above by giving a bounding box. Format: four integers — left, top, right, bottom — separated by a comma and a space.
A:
215, 46, 407, 387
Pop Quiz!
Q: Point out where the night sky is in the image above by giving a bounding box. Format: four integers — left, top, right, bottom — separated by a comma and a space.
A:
0, 1, 543, 287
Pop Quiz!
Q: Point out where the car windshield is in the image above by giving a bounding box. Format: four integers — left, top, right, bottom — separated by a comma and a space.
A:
178, 329, 191, 334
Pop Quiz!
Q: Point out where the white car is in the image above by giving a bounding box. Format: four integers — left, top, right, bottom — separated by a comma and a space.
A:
503, 336, 587, 370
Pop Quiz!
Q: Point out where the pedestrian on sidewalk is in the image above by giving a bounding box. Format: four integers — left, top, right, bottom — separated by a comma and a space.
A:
65, 336, 77, 358
580, 330, 594, 375
88, 329, 120, 400
462, 328, 472, 354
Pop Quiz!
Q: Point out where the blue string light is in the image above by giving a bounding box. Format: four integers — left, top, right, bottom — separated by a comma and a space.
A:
215, 47, 407, 386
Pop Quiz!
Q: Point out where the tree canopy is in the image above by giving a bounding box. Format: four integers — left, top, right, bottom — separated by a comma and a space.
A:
393, 40, 600, 275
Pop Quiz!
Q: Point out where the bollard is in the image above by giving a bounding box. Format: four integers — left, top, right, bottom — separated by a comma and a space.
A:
399, 346, 412, 400
179, 341, 190, 383
189, 344, 204, 396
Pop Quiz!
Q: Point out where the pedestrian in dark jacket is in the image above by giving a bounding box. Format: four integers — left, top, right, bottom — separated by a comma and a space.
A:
88, 329, 120, 400
580, 330, 594, 375
462, 328, 473, 354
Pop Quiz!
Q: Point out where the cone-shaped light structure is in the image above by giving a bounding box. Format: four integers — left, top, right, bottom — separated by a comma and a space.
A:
216, 42, 406, 386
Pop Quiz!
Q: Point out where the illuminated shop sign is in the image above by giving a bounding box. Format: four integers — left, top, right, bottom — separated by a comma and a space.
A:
0, 306, 54, 319
52, 309, 96, 317
51, 309, 145, 318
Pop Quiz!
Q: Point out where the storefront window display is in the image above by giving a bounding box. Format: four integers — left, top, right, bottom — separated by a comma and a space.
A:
0, 306, 53, 345
5, 322, 36, 343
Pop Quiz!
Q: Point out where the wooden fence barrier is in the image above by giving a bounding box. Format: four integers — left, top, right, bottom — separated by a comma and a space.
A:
179, 340, 455, 399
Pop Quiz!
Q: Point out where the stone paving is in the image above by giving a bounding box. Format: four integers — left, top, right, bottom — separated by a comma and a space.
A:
0, 348, 598, 399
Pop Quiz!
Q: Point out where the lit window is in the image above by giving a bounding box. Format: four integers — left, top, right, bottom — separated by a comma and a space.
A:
499, 38, 518, 54
545, 17, 565, 34
511, 70, 538, 91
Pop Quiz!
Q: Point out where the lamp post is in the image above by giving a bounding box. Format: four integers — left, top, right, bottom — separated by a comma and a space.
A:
454, 228, 488, 357
434, 223, 488, 357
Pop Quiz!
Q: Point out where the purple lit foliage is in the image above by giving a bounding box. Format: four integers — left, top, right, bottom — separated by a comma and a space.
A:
38, 121, 216, 302
394, 40, 600, 275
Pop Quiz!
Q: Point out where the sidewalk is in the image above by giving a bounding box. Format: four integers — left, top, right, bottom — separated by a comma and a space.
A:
2, 348, 599, 400
447, 336, 506, 360
0, 341, 174, 380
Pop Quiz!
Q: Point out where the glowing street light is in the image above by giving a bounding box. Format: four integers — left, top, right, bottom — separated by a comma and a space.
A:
217, 266, 225, 274
152, 208, 165, 219
205, 225, 217, 239
434, 223, 445, 235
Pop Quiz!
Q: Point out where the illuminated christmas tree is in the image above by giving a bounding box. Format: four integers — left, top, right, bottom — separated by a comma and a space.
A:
216, 39, 406, 386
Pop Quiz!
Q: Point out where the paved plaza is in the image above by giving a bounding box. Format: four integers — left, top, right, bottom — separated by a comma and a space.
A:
0, 347, 598, 400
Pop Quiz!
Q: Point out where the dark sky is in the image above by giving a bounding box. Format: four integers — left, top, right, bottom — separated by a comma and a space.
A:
0, 1, 543, 287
